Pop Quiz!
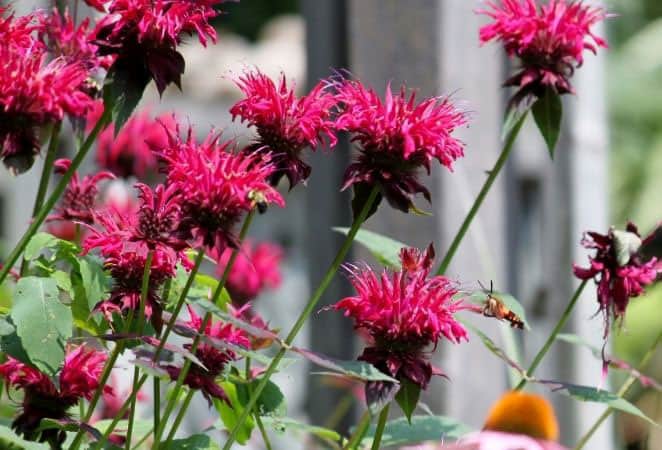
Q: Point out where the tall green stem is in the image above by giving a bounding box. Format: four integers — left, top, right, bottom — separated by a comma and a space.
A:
436, 112, 527, 276
573, 332, 661, 450
344, 411, 371, 450
20, 122, 62, 276
164, 389, 194, 444
222, 187, 380, 450
370, 405, 390, 450
0, 111, 109, 285
155, 211, 256, 448
515, 280, 588, 391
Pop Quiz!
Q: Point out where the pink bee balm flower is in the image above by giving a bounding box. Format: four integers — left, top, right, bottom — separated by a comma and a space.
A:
167, 306, 250, 403
83, 183, 189, 329
0, 9, 96, 174
215, 239, 284, 305
0, 346, 107, 447
84, 0, 108, 12
94, 0, 228, 94
48, 158, 115, 226
90, 102, 176, 179
478, 0, 607, 105
156, 123, 285, 254
335, 80, 467, 214
334, 245, 468, 390
230, 70, 338, 188
573, 222, 660, 337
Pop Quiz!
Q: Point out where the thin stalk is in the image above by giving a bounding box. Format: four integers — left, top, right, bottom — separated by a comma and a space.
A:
20, 122, 61, 276
164, 390, 194, 444
126, 252, 154, 450
436, 112, 527, 276
0, 110, 110, 285
131, 428, 153, 450
155, 211, 256, 448
573, 331, 661, 450
222, 187, 380, 450
370, 405, 390, 450
95, 376, 149, 449
515, 280, 588, 391
153, 279, 171, 434
344, 411, 371, 450
245, 357, 274, 450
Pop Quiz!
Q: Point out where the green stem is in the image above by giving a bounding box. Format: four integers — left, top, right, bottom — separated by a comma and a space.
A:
0, 110, 109, 285
573, 332, 661, 450
126, 252, 154, 449
344, 411, 371, 450
131, 428, 153, 450
20, 122, 61, 276
222, 187, 380, 450
255, 414, 273, 450
153, 279, 171, 435
370, 405, 390, 450
155, 211, 256, 448
436, 112, 527, 276
515, 280, 588, 391
164, 390, 194, 444
95, 376, 149, 449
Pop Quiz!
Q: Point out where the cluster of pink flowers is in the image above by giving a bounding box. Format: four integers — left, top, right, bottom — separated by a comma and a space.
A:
93, 0, 228, 93
0, 346, 107, 447
573, 222, 660, 336
0, 7, 95, 174
334, 245, 468, 390
478, 0, 607, 104
335, 81, 467, 213
231, 71, 338, 188
215, 239, 284, 305
167, 306, 250, 402
92, 104, 176, 179
156, 124, 285, 253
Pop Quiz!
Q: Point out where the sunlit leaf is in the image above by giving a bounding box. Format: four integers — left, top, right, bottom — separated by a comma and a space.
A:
532, 88, 562, 159
361, 415, 473, 447
333, 227, 407, 269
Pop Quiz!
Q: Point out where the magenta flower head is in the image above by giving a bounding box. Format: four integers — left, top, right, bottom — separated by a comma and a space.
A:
573, 222, 660, 337
0, 345, 107, 447
478, 0, 607, 105
83, 183, 188, 330
48, 158, 115, 227
156, 123, 285, 254
230, 70, 338, 188
215, 239, 284, 305
92, 103, 177, 179
93, 0, 227, 94
85, 0, 108, 12
0, 8, 95, 174
167, 306, 250, 403
335, 245, 468, 392
335, 80, 467, 216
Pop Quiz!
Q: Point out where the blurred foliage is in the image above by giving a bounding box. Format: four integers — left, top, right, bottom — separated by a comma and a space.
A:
215, 0, 299, 41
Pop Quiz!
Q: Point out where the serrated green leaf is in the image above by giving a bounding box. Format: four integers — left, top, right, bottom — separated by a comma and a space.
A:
215, 382, 255, 445
163, 434, 221, 450
103, 61, 150, 135
296, 348, 398, 383
532, 89, 563, 159
333, 227, 407, 269
260, 416, 341, 442
548, 382, 659, 426
395, 379, 420, 423
251, 378, 286, 418
11, 277, 72, 377
361, 415, 472, 447
24, 233, 60, 261
0, 425, 49, 449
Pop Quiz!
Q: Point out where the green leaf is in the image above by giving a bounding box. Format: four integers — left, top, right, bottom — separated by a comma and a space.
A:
296, 348, 398, 383
51, 271, 73, 298
92, 419, 152, 439
547, 382, 659, 426
251, 378, 286, 418
501, 105, 528, 141
215, 382, 255, 445
11, 277, 73, 377
468, 289, 530, 330
532, 88, 563, 159
361, 415, 472, 448
260, 416, 341, 442
395, 379, 420, 423
333, 227, 407, 269
78, 256, 109, 310
24, 233, 60, 261
164, 434, 221, 450
103, 61, 150, 135
0, 425, 49, 450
